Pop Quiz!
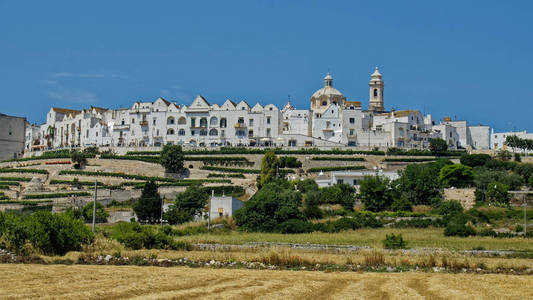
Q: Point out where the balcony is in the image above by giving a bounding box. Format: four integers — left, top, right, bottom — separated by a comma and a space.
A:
113, 124, 130, 131
234, 123, 246, 128
322, 127, 333, 132
139, 121, 148, 127
347, 133, 357, 139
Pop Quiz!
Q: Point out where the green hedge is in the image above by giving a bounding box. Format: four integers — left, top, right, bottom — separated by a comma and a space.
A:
23, 192, 91, 199
307, 166, 365, 172
0, 168, 49, 175
201, 165, 294, 174
311, 157, 365, 161
0, 177, 32, 182
59, 170, 178, 182
100, 154, 160, 163
49, 179, 105, 186
128, 148, 386, 156
0, 200, 53, 205
0, 181, 20, 186
383, 158, 437, 162
0, 185, 10, 190
207, 173, 246, 179
1, 149, 96, 163
386, 147, 465, 157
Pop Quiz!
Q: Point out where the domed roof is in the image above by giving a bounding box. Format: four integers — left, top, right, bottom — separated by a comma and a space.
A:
311, 72, 345, 99
311, 86, 344, 98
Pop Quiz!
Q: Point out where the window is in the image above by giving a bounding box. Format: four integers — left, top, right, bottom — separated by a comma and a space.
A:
210, 116, 218, 126
156, 129, 160, 136
178, 117, 186, 125
349, 129, 354, 135
121, 120, 125, 125
266, 128, 271, 136
178, 129, 185, 136
96, 132, 98, 137
132, 118, 135, 123
353, 179, 357, 185
191, 118, 196, 127
322, 101, 327, 106
349, 118, 355, 124
249, 119, 254, 127
152, 118, 156, 125
374, 89, 378, 97
266, 117, 271, 124
191, 130, 196, 136
167, 129, 175, 135
221, 130, 225, 137
200, 117, 207, 127
200, 129, 207, 136
337, 179, 344, 184
248, 130, 253, 137
167, 117, 175, 125
220, 118, 227, 128
209, 129, 218, 136
86, 130, 89, 138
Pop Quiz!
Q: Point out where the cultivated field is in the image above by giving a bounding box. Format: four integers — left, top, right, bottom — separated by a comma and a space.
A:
0, 264, 531, 300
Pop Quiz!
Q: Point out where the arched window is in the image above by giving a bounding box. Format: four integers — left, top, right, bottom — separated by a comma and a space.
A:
210, 116, 218, 126
322, 101, 327, 106
209, 129, 218, 136
374, 89, 378, 97
178, 129, 185, 136
200, 129, 207, 136
200, 117, 207, 127
167, 128, 175, 135
167, 117, 175, 125
220, 118, 227, 128
332, 101, 337, 105
177, 117, 186, 125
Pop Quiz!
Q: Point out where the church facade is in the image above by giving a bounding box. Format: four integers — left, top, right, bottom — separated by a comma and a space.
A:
26, 68, 490, 151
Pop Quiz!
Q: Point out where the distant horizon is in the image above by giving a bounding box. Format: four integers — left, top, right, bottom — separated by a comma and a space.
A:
1, 1, 531, 132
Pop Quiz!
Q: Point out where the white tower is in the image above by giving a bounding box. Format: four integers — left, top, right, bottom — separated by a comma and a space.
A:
368, 66, 384, 112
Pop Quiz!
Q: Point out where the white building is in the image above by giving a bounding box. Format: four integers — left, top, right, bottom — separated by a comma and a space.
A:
208, 196, 244, 221
29, 68, 485, 152
315, 170, 400, 188
0, 113, 27, 160
491, 130, 533, 153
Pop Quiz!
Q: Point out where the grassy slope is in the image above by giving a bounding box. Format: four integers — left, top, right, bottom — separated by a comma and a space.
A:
176, 228, 533, 251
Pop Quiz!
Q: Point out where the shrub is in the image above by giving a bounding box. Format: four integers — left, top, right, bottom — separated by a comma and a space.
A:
278, 156, 302, 168
0, 168, 49, 175
486, 181, 510, 206
82, 202, 109, 223
391, 197, 413, 212
444, 214, 476, 237
311, 156, 365, 162
383, 158, 436, 162
433, 200, 463, 223
109, 222, 187, 250
460, 154, 492, 168
276, 219, 314, 233
25, 211, 94, 255
382, 233, 407, 249
396, 159, 451, 205
23, 192, 91, 199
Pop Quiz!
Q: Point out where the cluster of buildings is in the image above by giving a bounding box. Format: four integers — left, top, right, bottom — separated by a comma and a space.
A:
21, 68, 498, 154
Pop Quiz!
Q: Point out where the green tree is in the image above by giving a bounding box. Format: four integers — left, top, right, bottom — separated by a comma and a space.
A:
133, 181, 162, 223
391, 197, 413, 212
234, 182, 303, 232
71, 150, 87, 169
439, 164, 474, 188
486, 181, 510, 205
259, 151, 280, 187
165, 185, 209, 225
358, 175, 396, 212
396, 159, 451, 205
160, 144, 184, 173
429, 138, 448, 156
82, 202, 109, 223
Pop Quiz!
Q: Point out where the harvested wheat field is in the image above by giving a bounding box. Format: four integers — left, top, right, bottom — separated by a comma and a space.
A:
0, 264, 531, 300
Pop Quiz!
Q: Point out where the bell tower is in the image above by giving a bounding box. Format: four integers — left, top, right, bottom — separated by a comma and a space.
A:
368, 66, 384, 112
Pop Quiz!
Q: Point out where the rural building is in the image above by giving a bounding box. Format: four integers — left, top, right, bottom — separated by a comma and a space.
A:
315, 170, 400, 188
209, 196, 244, 220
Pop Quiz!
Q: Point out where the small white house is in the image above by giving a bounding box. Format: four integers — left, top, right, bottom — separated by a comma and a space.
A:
208, 196, 244, 221
315, 170, 400, 188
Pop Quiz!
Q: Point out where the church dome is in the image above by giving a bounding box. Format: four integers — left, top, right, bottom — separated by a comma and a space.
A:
311, 72, 344, 98
310, 72, 346, 111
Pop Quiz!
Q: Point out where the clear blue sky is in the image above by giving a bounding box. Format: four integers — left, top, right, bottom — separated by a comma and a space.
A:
1, 1, 532, 132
